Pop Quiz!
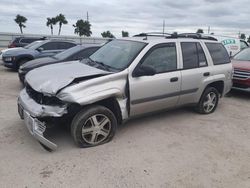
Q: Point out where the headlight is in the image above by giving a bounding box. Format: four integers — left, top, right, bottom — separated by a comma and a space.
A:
4, 57, 13, 62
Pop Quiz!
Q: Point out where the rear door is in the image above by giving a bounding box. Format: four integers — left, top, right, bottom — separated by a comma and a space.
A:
178, 42, 210, 105
37, 42, 62, 57
129, 43, 181, 116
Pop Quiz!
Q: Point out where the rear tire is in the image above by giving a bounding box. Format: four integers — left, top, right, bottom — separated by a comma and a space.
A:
196, 87, 219, 114
71, 105, 117, 148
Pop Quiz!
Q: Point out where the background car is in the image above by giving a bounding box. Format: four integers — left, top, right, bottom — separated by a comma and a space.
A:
2, 39, 77, 70
8, 36, 47, 48
204, 34, 249, 56
231, 47, 250, 91
18, 44, 101, 83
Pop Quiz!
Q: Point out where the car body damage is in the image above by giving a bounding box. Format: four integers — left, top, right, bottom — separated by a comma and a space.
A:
25, 61, 111, 95
18, 89, 68, 117
23, 61, 129, 120
18, 61, 129, 151
57, 70, 129, 119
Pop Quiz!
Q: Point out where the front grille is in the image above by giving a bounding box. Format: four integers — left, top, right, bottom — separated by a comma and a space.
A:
26, 84, 63, 105
233, 69, 250, 80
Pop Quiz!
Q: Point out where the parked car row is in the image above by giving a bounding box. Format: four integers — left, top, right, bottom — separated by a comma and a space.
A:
0, 33, 248, 152
8, 36, 47, 48
2, 39, 77, 70
18, 44, 101, 83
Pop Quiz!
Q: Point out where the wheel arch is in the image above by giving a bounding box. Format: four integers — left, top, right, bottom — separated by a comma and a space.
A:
69, 97, 124, 125
16, 54, 34, 64
205, 80, 224, 97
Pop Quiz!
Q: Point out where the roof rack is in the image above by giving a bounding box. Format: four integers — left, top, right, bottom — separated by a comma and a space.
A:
169, 33, 217, 41
133, 32, 174, 40
133, 32, 217, 41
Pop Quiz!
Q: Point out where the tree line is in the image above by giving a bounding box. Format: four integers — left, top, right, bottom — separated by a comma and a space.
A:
14, 14, 129, 38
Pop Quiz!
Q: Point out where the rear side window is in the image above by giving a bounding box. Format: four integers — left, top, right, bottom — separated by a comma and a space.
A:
58, 42, 76, 49
20, 38, 39, 43
181, 42, 207, 69
40, 42, 58, 50
205, 43, 230, 65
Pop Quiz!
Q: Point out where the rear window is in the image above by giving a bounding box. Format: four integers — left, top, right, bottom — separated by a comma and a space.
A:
205, 43, 230, 65
58, 42, 76, 49
20, 38, 39, 43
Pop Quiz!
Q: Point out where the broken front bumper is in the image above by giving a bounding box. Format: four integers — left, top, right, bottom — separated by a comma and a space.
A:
18, 89, 68, 151
18, 107, 57, 151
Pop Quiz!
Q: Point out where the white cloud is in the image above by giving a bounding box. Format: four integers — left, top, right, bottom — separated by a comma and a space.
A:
0, 0, 250, 37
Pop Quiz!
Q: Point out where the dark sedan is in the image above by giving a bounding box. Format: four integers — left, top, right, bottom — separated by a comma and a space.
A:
18, 44, 101, 83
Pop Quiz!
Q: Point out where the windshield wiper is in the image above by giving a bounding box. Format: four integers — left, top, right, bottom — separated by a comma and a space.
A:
94, 61, 114, 71
85, 58, 115, 71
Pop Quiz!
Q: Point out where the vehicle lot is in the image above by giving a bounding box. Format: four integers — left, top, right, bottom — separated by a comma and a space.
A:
0, 65, 249, 187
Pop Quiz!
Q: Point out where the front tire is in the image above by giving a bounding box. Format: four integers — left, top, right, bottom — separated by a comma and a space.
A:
196, 87, 219, 114
16, 59, 30, 70
71, 105, 117, 148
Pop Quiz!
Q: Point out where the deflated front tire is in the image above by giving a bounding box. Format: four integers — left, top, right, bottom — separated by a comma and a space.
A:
71, 105, 117, 148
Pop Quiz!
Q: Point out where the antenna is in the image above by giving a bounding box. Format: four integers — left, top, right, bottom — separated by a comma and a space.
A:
162, 20, 165, 34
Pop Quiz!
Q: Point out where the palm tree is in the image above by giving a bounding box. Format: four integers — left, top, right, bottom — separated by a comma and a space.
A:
56, 14, 68, 35
46, 17, 57, 35
73, 19, 92, 37
14, 14, 27, 34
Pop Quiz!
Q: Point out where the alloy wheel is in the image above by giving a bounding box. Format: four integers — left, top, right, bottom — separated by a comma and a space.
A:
81, 114, 111, 145
203, 92, 217, 113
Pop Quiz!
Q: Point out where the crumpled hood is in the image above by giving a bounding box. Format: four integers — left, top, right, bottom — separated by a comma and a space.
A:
25, 61, 110, 95
232, 60, 250, 71
3, 48, 34, 56
21, 57, 58, 70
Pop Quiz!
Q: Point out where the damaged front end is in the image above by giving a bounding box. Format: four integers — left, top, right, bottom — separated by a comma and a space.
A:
18, 87, 68, 151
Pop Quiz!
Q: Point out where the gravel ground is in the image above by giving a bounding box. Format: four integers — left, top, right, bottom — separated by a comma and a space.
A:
0, 65, 249, 188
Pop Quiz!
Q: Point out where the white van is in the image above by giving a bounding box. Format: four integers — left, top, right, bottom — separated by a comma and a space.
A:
204, 35, 248, 56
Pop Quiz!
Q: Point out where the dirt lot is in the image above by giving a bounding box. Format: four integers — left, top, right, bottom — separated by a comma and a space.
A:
0, 64, 249, 188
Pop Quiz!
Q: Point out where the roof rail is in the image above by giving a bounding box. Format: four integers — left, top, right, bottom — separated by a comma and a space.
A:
167, 33, 218, 41
133, 32, 174, 40
134, 32, 217, 41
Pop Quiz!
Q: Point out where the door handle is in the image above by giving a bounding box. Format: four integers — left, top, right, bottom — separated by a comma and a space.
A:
170, 77, 178, 82
203, 72, 210, 77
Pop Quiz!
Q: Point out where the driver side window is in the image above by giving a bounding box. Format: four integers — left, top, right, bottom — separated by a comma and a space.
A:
141, 43, 177, 73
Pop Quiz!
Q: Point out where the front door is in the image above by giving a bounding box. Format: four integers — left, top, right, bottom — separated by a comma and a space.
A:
129, 43, 181, 116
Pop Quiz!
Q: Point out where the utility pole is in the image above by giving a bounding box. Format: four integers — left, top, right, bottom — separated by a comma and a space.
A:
87, 11, 89, 22
208, 26, 210, 34
162, 20, 165, 34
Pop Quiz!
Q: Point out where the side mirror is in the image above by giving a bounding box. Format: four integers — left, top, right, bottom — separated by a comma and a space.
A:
37, 47, 44, 52
132, 65, 156, 77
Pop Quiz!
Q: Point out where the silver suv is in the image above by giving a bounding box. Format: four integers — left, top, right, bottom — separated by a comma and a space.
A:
17, 33, 233, 151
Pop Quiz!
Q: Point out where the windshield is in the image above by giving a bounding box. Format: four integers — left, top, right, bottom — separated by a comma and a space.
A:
54, 45, 81, 60
234, 48, 250, 61
24, 41, 44, 49
88, 40, 147, 70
